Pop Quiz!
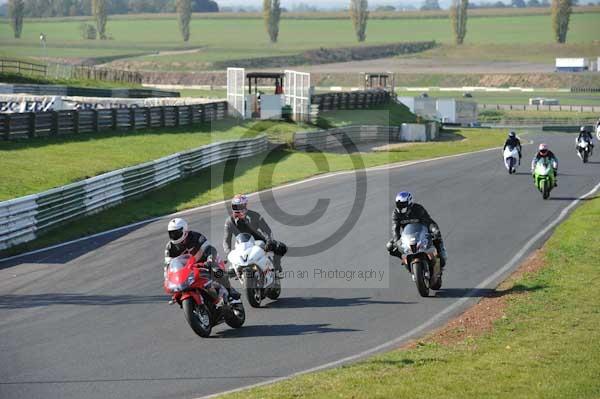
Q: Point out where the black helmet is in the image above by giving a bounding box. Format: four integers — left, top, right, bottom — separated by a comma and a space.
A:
509, 131, 516, 138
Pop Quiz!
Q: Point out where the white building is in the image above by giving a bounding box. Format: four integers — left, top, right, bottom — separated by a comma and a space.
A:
555, 58, 590, 72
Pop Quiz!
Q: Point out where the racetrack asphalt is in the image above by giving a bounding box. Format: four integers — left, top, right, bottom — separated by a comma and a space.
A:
1, 130, 598, 399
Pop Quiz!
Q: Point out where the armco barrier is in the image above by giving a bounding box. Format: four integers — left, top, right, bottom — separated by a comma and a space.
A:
479, 103, 600, 113
1, 102, 227, 140
293, 123, 439, 151
0, 136, 268, 250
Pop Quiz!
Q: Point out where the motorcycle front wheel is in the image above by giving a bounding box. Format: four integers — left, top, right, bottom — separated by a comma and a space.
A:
413, 260, 430, 297
245, 276, 263, 308
183, 298, 212, 337
542, 180, 550, 200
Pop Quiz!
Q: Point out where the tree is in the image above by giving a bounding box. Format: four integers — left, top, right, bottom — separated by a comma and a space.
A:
527, 0, 541, 7
176, 0, 191, 42
92, 0, 107, 39
551, 0, 572, 43
191, 0, 218, 12
9, 0, 25, 38
512, 0, 527, 7
450, 0, 468, 45
263, 0, 281, 43
349, 0, 369, 42
421, 0, 441, 10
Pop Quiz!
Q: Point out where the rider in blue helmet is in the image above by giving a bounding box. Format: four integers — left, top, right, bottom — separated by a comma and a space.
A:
386, 191, 448, 268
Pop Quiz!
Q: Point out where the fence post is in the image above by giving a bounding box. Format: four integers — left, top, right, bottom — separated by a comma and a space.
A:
51, 111, 59, 136
145, 107, 151, 129
92, 109, 99, 133
28, 113, 36, 139
2, 114, 10, 140
129, 108, 136, 130
112, 109, 118, 131
174, 106, 180, 127
73, 111, 80, 134
160, 107, 166, 128
188, 106, 193, 126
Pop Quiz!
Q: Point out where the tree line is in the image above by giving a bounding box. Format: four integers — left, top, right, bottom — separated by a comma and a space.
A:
4, 0, 217, 18
7, 0, 579, 45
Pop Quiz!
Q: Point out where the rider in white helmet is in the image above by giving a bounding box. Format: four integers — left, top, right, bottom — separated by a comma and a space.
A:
531, 143, 559, 187
165, 217, 240, 300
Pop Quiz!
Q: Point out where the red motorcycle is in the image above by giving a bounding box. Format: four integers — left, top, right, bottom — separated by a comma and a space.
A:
164, 254, 245, 337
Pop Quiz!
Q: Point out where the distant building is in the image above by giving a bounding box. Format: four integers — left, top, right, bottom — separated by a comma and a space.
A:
555, 58, 589, 72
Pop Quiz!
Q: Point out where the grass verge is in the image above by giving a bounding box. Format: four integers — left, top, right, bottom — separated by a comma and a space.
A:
0, 119, 306, 201
0, 128, 506, 258
218, 194, 600, 399
0, 72, 144, 89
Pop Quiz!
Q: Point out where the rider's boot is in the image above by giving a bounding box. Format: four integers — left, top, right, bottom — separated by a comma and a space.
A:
228, 287, 241, 301
434, 239, 448, 269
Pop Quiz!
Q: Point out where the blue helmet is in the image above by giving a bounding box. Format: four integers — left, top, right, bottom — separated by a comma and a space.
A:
395, 191, 413, 214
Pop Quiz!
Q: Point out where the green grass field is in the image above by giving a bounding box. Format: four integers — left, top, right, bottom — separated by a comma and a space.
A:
0, 119, 305, 201
0, 100, 419, 202
1, 12, 598, 69
218, 195, 600, 399
0, 127, 508, 258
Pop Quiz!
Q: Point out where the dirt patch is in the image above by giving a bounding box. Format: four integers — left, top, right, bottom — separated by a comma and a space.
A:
405, 249, 547, 349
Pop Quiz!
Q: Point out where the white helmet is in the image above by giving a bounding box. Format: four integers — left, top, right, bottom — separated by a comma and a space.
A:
167, 218, 189, 245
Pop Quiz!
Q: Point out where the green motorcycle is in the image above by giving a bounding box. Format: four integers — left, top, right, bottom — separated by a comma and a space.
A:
533, 159, 556, 200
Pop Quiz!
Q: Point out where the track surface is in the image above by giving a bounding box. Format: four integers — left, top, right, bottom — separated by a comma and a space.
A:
1, 131, 598, 399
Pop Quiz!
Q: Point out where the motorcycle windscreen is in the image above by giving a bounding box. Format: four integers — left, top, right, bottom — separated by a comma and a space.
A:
169, 254, 193, 272
235, 233, 255, 250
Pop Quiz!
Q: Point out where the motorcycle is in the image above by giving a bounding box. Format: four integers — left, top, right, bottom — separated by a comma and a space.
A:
164, 254, 245, 337
397, 223, 442, 297
596, 124, 600, 141
227, 233, 281, 308
532, 159, 556, 200
576, 138, 592, 163
503, 145, 520, 174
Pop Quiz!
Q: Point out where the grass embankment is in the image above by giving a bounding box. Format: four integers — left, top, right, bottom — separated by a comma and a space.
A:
318, 101, 418, 127
219, 195, 600, 399
0, 128, 506, 258
1, 13, 598, 68
0, 101, 415, 201
0, 119, 304, 201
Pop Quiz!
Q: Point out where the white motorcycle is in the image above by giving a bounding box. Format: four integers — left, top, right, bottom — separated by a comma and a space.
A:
503, 145, 520, 174
576, 137, 592, 164
596, 124, 600, 141
397, 223, 442, 297
227, 233, 281, 308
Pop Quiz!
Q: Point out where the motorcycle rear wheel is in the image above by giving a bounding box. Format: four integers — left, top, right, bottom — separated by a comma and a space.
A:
413, 261, 430, 297
225, 302, 246, 328
183, 298, 212, 338
266, 280, 282, 300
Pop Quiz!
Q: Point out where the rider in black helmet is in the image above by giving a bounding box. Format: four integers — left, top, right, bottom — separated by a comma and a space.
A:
386, 191, 448, 269
503, 131, 522, 164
